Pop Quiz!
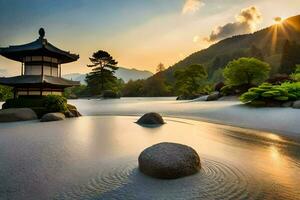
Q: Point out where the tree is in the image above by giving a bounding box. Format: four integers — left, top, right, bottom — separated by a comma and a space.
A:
223, 57, 270, 86
86, 50, 118, 95
174, 64, 208, 97
142, 75, 170, 97
63, 85, 88, 98
156, 63, 165, 73
290, 65, 300, 82
122, 79, 146, 97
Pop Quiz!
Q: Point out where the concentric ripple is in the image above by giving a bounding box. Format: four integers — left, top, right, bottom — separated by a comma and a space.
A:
55, 158, 263, 200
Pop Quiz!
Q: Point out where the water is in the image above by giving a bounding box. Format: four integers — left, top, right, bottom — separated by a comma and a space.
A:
0, 115, 299, 199
68, 98, 300, 139
0, 98, 300, 199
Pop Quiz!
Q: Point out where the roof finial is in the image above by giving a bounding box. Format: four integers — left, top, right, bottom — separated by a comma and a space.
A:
39, 28, 45, 39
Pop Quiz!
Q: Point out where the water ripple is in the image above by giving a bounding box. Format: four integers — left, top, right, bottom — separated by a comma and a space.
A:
56, 158, 263, 200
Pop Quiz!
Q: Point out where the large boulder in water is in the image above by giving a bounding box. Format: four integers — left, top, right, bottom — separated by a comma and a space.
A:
0, 108, 38, 122
40, 112, 65, 122
137, 112, 164, 125
138, 142, 201, 179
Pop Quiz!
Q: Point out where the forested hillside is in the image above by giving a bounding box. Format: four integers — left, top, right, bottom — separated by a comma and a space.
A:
161, 15, 300, 84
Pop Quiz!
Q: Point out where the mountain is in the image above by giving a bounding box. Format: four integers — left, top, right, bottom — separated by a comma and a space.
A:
115, 67, 153, 82
63, 73, 86, 84
63, 67, 153, 84
161, 15, 300, 83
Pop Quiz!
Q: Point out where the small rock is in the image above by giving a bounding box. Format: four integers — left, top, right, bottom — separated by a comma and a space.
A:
292, 100, 300, 109
138, 142, 201, 179
65, 111, 75, 118
137, 112, 164, 125
67, 104, 82, 117
69, 109, 82, 117
0, 108, 37, 122
207, 92, 221, 101
40, 113, 65, 122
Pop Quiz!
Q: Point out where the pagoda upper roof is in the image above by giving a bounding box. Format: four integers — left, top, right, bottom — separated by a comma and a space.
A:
0, 28, 79, 64
0, 75, 80, 88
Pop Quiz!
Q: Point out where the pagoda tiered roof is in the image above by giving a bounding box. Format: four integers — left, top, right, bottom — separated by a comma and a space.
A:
0, 75, 80, 88
0, 29, 79, 64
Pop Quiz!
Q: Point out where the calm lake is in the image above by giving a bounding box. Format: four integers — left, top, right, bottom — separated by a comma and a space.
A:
0, 98, 299, 199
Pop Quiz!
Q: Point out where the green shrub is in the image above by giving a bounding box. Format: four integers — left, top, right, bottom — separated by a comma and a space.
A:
248, 88, 267, 94
240, 82, 300, 104
44, 95, 68, 113
0, 85, 13, 101
290, 65, 300, 82
239, 91, 259, 102
2, 96, 46, 109
220, 85, 235, 96
221, 84, 254, 96
2, 95, 68, 115
261, 90, 281, 97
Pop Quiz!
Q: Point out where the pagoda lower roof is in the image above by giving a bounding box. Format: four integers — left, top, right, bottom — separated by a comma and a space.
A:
0, 38, 79, 64
0, 75, 80, 87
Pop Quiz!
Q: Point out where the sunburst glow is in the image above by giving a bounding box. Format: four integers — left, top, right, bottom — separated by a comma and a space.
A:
274, 17, 283, 24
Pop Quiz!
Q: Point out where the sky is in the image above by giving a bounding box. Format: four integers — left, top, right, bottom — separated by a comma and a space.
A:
0, 0, 300, 76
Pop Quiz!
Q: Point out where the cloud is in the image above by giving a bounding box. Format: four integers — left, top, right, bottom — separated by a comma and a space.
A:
204, 6, 262, 42
182, 0, 204, 15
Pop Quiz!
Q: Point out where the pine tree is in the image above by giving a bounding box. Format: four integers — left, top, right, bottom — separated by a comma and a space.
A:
156, 63, 165, 73
86, 50, 118, 95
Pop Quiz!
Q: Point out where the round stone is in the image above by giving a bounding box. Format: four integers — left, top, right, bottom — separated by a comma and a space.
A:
40, 112, 65, 122
0, 108, 37, 122
138, 142, 201, 179
137, 112, 164, 125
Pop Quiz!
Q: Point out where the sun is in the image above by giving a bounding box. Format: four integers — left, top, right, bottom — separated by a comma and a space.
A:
273, 17, 283, 25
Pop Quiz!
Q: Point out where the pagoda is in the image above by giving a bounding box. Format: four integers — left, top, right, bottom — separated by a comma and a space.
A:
0, 28, 80, 98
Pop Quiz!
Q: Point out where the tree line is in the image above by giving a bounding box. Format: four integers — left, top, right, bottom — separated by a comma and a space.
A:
68, 39, 299, 99
1, 40, 300, 101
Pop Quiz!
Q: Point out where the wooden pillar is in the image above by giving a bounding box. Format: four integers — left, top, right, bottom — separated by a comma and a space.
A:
21, 63, 23, 75
59, 64, 62, 77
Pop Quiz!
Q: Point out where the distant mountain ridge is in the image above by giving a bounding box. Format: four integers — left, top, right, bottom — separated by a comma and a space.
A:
63, 67, 153, 84
160, 14, 300, 83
